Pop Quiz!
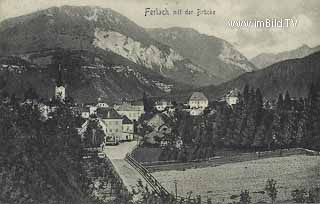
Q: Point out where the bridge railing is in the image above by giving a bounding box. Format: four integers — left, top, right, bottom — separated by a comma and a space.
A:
125, 152, 171, 197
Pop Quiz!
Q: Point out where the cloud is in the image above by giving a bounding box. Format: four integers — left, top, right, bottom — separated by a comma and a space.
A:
0, 0, 320, 58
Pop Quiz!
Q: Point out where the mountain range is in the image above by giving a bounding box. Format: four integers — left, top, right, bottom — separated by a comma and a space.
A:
0, 6, 256, 102
1, 5, 318, 103
251, 44, 320, 69
200, 51, 320, 101
148, 27, 256, 82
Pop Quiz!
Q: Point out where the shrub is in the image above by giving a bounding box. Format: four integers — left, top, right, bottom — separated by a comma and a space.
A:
265, 179, 278, 204
239, 190, 251, 204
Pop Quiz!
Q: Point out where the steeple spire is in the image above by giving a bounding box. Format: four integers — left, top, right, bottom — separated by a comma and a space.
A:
57, 64, 64, 87
55, 64, 66, 101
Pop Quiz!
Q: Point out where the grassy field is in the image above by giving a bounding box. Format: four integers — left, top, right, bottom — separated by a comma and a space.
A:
152, 155, 320, 204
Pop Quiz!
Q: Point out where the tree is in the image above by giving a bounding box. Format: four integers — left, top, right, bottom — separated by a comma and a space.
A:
277, 94, 284, 111
240, 190, 251, 204
284, 91, 291, 111
83, 120, 105, 148
255, 88, 263, 123
305, 83, 320, 150
243, 84, 250, 106
265, 179, 278, 204
291, 188, 307, 203
143, 92, 154, 113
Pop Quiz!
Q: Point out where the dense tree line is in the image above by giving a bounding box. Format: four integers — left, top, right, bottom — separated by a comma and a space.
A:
159, 82, 320, 161
0, 94, 88, 203
215, 82, 320, 151
83, 119, 105, 148
0, 90, 130, 203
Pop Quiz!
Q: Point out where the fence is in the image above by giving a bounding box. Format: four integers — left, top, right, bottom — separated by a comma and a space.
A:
144, 148, 320, 172
125, 152, 171, 197
126, 152, 211, 203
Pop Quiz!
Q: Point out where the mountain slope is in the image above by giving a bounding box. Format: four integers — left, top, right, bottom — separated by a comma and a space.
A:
0, 6, 219, 89
251, 44, 320, 69
147, 27, 256, 82
201, 51, 320, 100
0, 49, 190, 103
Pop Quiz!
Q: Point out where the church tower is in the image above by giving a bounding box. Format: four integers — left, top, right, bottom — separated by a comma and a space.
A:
55, 64, 66, 101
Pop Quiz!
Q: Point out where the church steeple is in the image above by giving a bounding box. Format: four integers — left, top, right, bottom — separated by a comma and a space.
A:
56, 64, 64, 87
55, 64, 66, 101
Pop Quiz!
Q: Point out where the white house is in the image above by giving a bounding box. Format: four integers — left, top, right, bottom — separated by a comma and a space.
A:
81, 107, 90, 119
38, 103, 52, 120
155, 99, 172, 111
114, 101, 144, 122
190, 108, 204, 116
225, 89, 240, 106
188, 92, 208, 115
97, 108, 123, 143
96, 102, 109, 108
55, 65, 65, 101
189, 92, 208, 109
83, 103, 98, 115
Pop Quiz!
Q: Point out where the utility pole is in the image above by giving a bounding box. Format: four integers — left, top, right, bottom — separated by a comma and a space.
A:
174, 180, 178, 200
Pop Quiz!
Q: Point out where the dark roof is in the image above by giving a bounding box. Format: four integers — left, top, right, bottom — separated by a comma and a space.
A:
189, 92, 208, 101
147, 113, 172, 126
97, 108, 122, 119
226, 88, 240, 97
122, 115, 133, 124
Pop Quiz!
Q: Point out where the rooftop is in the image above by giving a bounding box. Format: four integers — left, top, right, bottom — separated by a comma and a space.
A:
226, 88, 240, 97
122, 115, 133, 124
96, 108, 122, 119
116, 102, 143, 111
189, 92, 208, 101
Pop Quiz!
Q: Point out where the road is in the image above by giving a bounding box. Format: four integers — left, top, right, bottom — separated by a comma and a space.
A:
103, 141, 152, 196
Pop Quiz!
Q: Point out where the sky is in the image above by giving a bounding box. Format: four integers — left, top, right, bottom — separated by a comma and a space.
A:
0, 0, 320, 58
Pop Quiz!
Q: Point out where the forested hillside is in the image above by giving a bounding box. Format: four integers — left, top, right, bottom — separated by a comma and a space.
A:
157, 82, 320, 161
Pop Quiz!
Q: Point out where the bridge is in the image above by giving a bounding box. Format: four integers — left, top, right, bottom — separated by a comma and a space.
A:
103, 141, 169, 199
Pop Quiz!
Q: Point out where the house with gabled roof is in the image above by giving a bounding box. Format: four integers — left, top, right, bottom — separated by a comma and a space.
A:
97, 108, 123, 143
114, 101, 144, 121
224, 88, 240, 106
122, 115, 134, 141
189, 92, 208, 109
187, 92, 209, 115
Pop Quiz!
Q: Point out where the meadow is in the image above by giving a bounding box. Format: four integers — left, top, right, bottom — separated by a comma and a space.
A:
152, 155, 320, 203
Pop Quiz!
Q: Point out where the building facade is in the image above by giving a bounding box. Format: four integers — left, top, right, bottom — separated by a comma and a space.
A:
122, 115, 134, 141
189, 92, 209, 110
225, 89, 240, 106
155, 99, 172, 111
55, 65, 66, 101
114, 101, 144, 122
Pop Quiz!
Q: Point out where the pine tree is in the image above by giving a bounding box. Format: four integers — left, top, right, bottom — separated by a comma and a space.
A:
255, 88, 263, 126
284, 91, 291, 111
243, 84, 250, 106
305, 83, 320, 150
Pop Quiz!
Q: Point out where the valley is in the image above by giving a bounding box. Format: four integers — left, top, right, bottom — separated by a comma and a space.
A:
1, 3, 320, 204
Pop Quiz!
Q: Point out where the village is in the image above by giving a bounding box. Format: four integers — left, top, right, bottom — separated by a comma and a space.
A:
5, 64, 318, 204
35, 66, 245, 149
4, 64, 248, 153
